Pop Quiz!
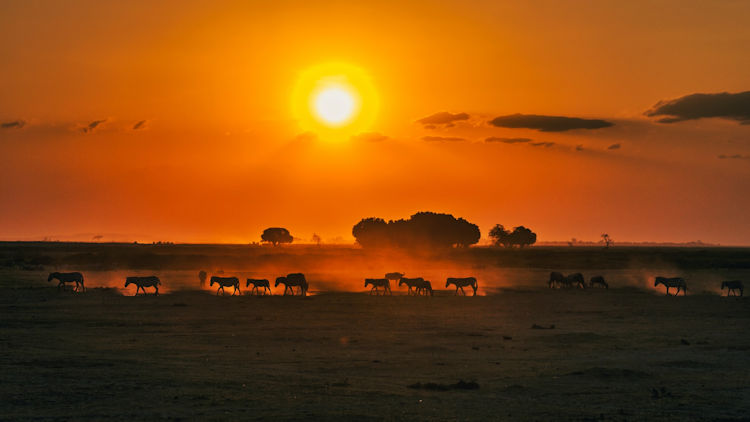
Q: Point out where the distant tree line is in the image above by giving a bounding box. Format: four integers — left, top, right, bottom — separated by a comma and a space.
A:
489, 224, 537, 248
352, 212, 481, 249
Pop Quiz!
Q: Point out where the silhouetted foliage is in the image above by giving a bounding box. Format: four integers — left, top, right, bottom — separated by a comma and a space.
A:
489, 224, 537, 248
601, 233, 613, 248
261, 227, 293, 246
352, 212, 480, 249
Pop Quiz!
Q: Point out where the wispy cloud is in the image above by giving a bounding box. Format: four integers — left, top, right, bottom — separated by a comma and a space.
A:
1, 120, 26, 129
485, 137, 532, 144
608, 143, 621, 150
132, 120, 147, 130
718, 154, 750, 160
489, 113, 614, 132
646, 91, 750, 124
81, 119, 107, 133
422, 136, 466, 142
417, 111, 470, 128
530, 141, 555, 148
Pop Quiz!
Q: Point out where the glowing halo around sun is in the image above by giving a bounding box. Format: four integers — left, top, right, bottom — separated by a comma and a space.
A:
291, 62, 379, 140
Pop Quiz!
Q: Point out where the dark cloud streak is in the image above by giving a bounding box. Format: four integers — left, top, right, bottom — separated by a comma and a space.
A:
646, 91, 750, 124
1, 120, 25, 129
489, 113, 614, 132
485, 137, 532, 144
417, 111, 470, 127
422, 136, 465, 142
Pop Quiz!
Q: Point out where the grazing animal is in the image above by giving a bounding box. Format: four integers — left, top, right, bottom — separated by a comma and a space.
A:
414, 279, 434, 296
548, 272, 566, 288
566, 273, 586, 289
246, 278, 271, 295
446, 277, 478, 296
125, 276, 161, 296
590, 276, 609, 289
275, 273, 308, 296
47, 272, 85, 292
654, 277, 687, 296
210, 276, 241, 296
365, 278, 392, 295
721, 280, 744, 297
198, 270, 207, 288
399, 277, 424, 296
385, 272, 405, 283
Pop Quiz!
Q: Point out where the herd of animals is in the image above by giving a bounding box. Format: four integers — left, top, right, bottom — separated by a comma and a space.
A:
45, 270, 746, 297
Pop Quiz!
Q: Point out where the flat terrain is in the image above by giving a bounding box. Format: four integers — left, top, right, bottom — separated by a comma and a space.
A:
1, 244, 749, 420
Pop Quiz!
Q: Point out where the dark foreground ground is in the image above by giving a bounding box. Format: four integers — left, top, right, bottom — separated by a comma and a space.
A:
2, 287, 749, 421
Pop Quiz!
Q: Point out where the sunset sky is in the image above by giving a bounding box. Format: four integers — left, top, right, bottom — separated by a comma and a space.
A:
1, 0, 749, 245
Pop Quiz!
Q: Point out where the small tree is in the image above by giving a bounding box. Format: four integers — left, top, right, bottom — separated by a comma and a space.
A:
510, 226, 537, 248
198, 270, 207, 287
489, 224, 513, 248
311, 233, 322, 246
490, 224, 537, 248
601, 233, 613, 249
261, 227, 293, 246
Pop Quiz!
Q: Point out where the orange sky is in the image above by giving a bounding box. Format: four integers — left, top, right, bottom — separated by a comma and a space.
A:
1, 0, 749, 245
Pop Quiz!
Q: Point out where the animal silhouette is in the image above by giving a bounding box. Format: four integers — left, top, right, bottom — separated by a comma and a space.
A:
125, 276, 161, 296
445, 277, 478, 296
210, 276, 241, 296
589, 276, 608, 289
385, 272, 404, 283
246, 278, 272, 295
566, 273, 586, 289
399, 277, 424, 295
654, 277, 687, 296
275, 273, 308, 296
548, 272, 565, 288
414, 279, 434, 296
48, 272, 85, 292
721, 280, 744, 297
365, 278, 391, 295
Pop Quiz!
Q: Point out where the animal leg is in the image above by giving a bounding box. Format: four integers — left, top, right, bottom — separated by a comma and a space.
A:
154, 286, 159, 296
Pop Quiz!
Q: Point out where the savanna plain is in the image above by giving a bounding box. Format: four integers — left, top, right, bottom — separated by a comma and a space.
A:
1, 243, 749, 421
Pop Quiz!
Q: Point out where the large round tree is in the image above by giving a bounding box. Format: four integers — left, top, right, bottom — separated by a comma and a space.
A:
261, 227, 293, 246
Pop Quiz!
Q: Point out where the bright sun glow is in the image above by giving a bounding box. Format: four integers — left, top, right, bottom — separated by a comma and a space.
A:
312, 86, 356, 126
291, 62, 379, 140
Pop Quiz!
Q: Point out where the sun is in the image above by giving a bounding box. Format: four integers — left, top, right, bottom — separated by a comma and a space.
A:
291, 62, 379, 140
312, 84, 358, 126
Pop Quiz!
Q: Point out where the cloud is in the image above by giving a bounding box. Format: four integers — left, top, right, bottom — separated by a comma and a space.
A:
489, 113, 614, 132
422, 136, 465, 142
132, 120, 147, 130
485, 137, 532, 144
351, 132, 389, 142
607, 143, 621, 150
576, 144, 584, 151
1, 120, 25, 129
718, 154, 750, 160
81, 119, 107, 133
417, 111, 470, 127
530, 141, 555, 148
646, 91, 750, 124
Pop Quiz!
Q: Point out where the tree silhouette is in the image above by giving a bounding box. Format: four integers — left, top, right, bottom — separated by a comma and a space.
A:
352, 212, 480, 249
489, 224, 513, 248
601, 233, 613, 248
510, 226, 537, 248
198, 270, 207, 287
490, 224, 537, 248
311, 233, 322, 246
261, 227, 293, 246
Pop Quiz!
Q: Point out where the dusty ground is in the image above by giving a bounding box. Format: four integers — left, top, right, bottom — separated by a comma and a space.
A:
2, 284, 749, 421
